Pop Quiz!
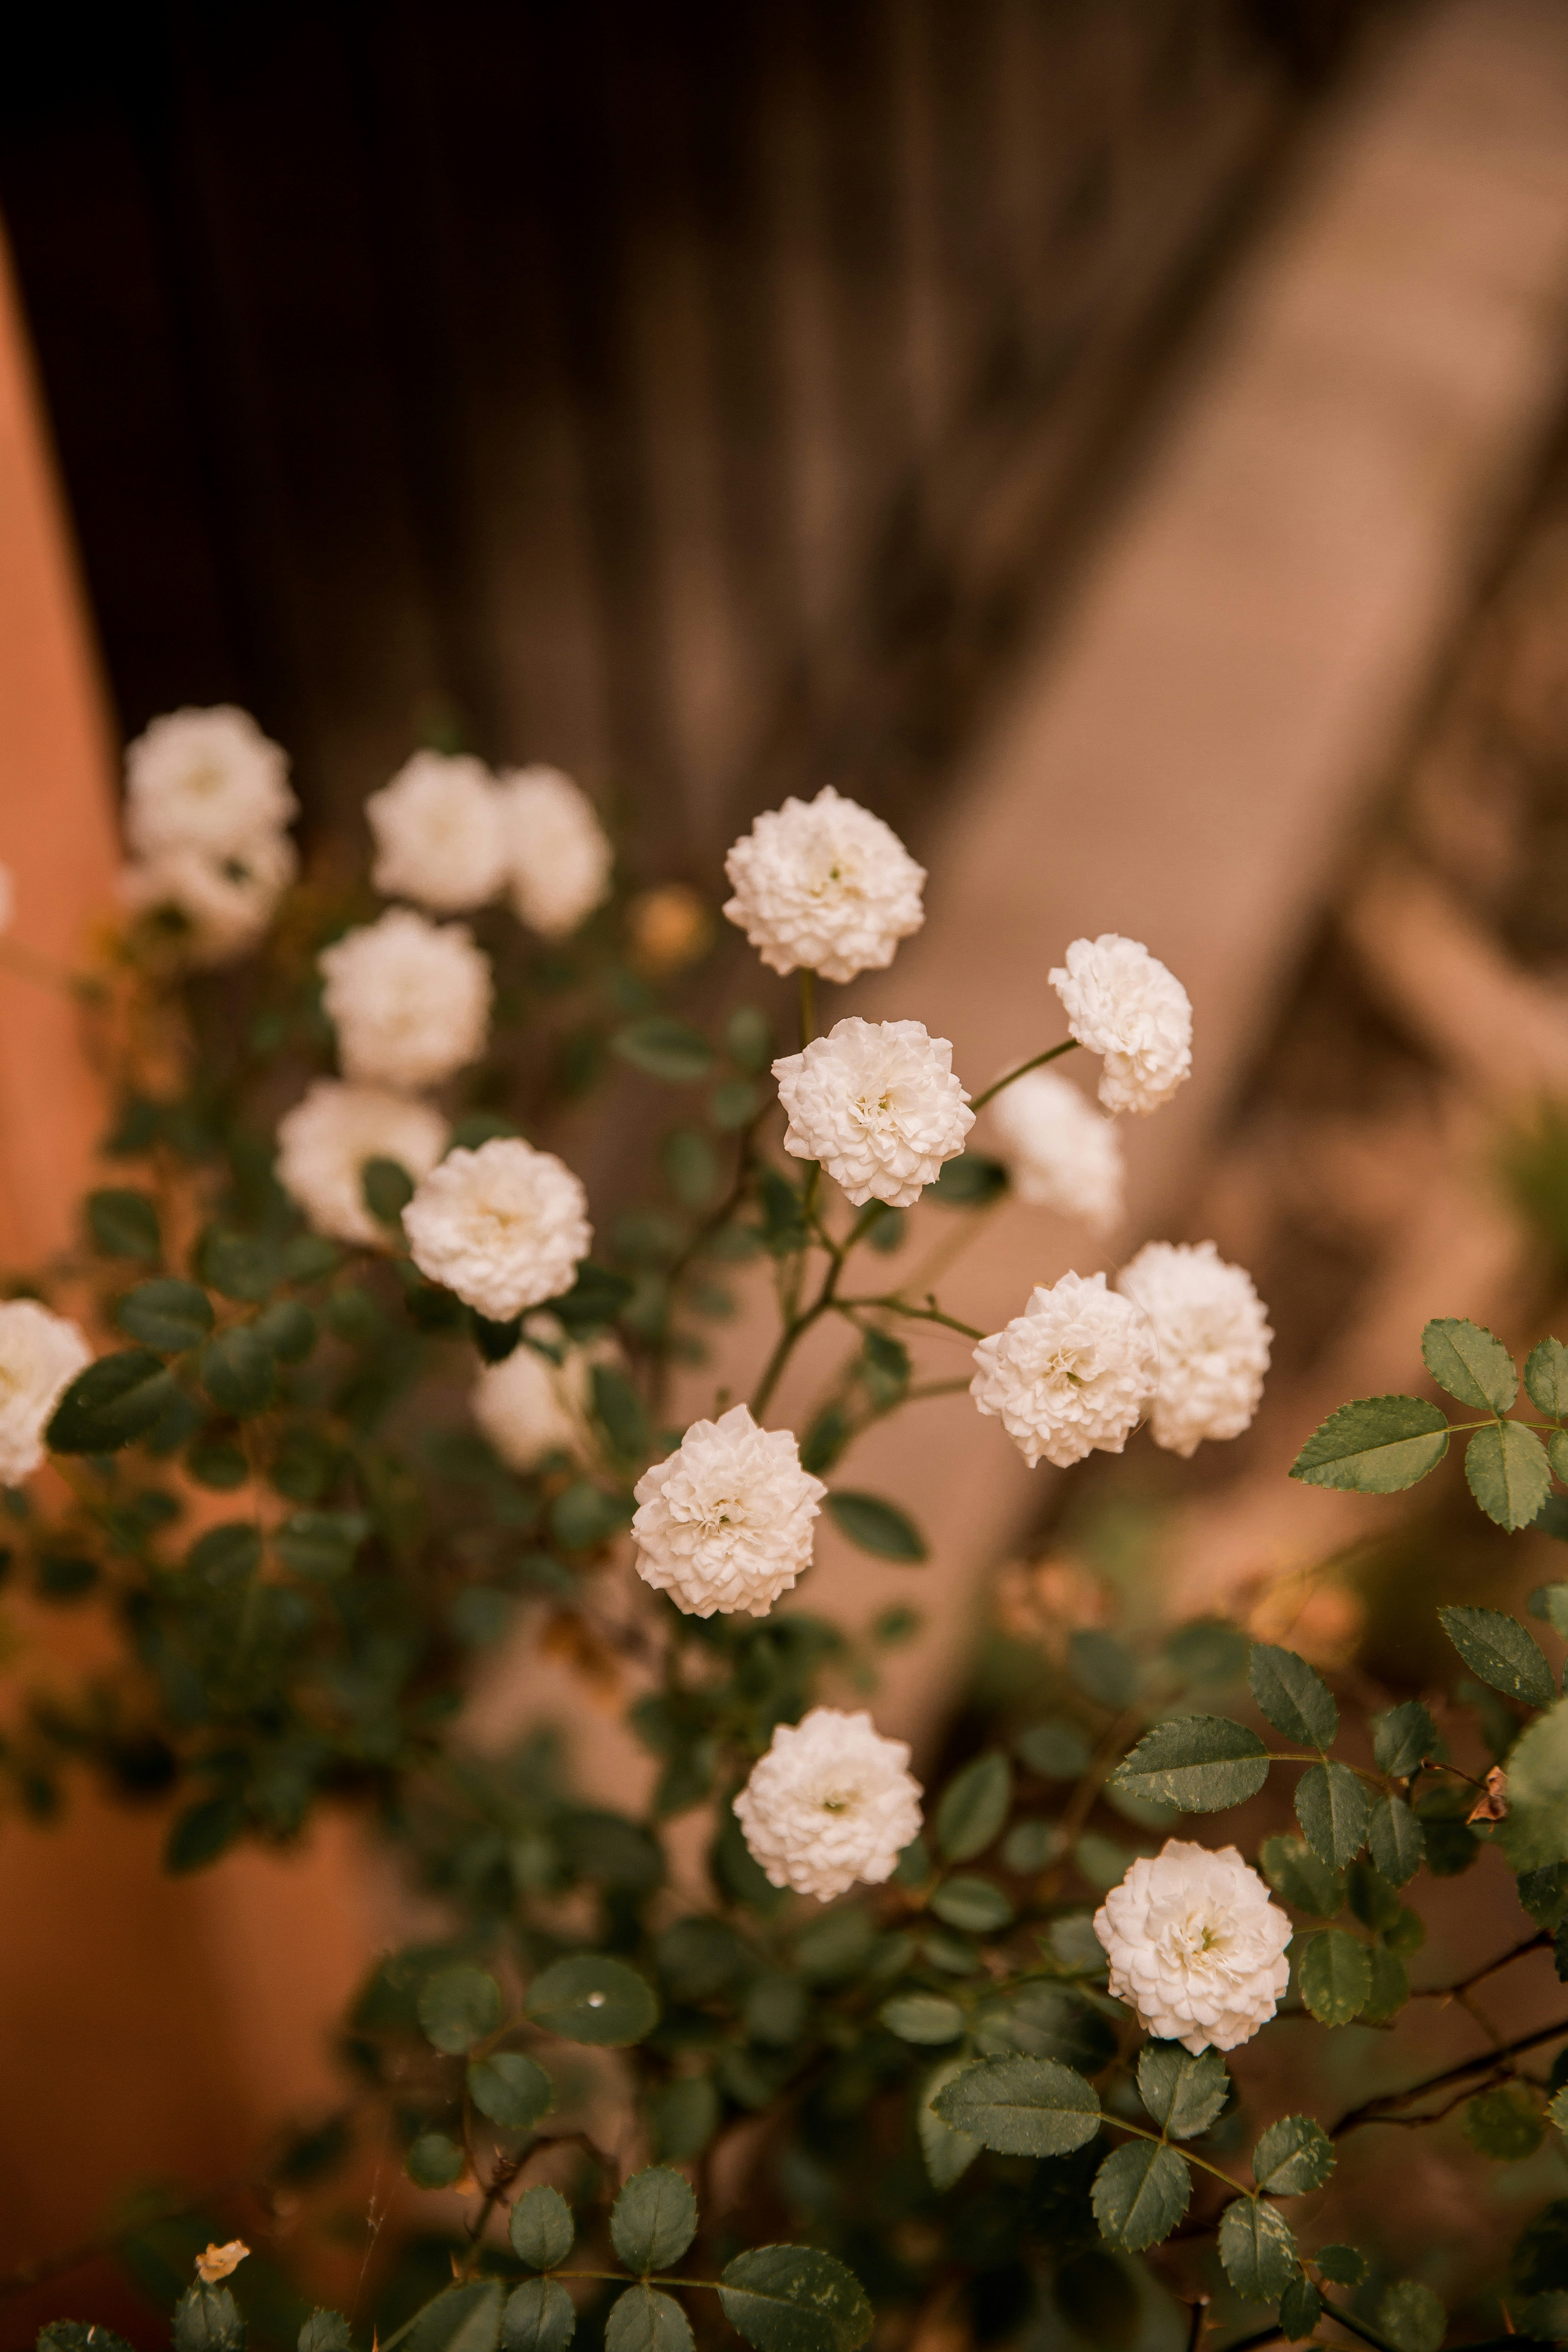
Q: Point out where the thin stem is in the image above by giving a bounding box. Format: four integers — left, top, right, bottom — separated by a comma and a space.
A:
1317, 2295, 1399, 2352
1408, 1928, 1548, 2001
1332, 2012, 1568, 2136
840, 1293, 985, 1341
750, 1251, 845, 1420
968, 1037, 1076, 1112
1101, 2114, 1251, 2200
554, 2272, 721, 2288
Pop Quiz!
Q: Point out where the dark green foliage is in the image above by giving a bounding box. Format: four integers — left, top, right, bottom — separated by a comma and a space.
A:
934, 1753, 1012, 1860
49, 1351, 177, 1451
502, 2282, 575, 2352
717, 2249, 874, 2352
1090, 2142, 1189, 2250
1110, 1716, 1268, 1810
88, 1187, 161, 1261
525, 1956, 658, 2045
173, 2286, 246, 2352
467, 2051, 553, 2129
824, 1491, 926, 1562
510, 2186, 574, 2270
1439, 1605, 1555, 1707
1249, 1644, 1337, 1746
610, 2168, 698, 2272
1290, 1395, 1448, 1492
1135, 2042, 1228, 2139
116, 1279, 214, 1352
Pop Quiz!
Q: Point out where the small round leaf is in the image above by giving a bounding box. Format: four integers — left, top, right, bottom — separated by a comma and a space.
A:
509, 2184, 574, 2270
525, 1955, 659, 2046
609, 2167, 698, 2274
468, 2051, 553, 2131
718, 2248, 873, 2352
503, 2281, 576, 2352
418, 1963, 503, 2054
603, 2289, 693, 2352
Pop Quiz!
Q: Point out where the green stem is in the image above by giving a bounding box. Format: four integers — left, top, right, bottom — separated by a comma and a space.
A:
968, 1037, 1076, 1112
554, 2272, 721, 2288
839, 1293, 985, 1342
1101, 2113, 1252, 2201
1315, 2294, 1399, 2352
750, 1254, 844, 1420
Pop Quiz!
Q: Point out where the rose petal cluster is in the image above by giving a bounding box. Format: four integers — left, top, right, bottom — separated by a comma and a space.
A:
632, 1404, 826, 1619
1049, 934, 1192, 1114
276, 1080, 449, 1250
402, 1137, 591, 1321
319, 908, 493, 1091
0, 1301, 92, 1487
472, 1317, 596, 1472
734, 1707, 923, 1900
723, 786, 925, 983
1117, 1240, 1272, 1457
501, 766, 615, 939
366, 751, 510, 912
989, 1067, 1124, 1230
1094, 1840, 1292, 2054
120, 706, 298, 965
773, 1018, 973, 1207
970, 1269, 1157, 1468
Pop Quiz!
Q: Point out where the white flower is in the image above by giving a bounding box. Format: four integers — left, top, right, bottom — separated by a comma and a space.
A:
319, 908, 492, 1090
276, 1081, 448, 1250
472, 1315, 598, 1472
1094, 1840, 1292, 2055
970, 1269, 1157, 1468
632, 1404, 826, 1619
403, 1137, 591, 1321
723, 786, 925, 984
0, 1301, 92, 1486
121, 832, 298, 966
734, 1707, 923, 1901
124, 706, 296, 860
989, 1069, 1124, 1230
366, 751, 509, 913
1117, 1240, 1272, 1458
1049, 934, 1192, 1115
498, 767, 614, 939
773, 1018, 973, 1208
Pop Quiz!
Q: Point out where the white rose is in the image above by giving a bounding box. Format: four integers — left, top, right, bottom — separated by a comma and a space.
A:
498, 767, 614, 939
1117, 1241, 1272, 1457
366, 751, 509, 913
632, 1404, 826, 1619
734, 1707, 923, 1901
319, 908, 492, 1091
772, 1018, 974, 1208
124, 705, 296, 860
722, 786, 925, 984
989, 1068, 1124, 1230
276, 1081, 449, 1250
1095, 1840, 1292, 2055
970, 1269, 1157, 1468
403, 1137, 591, 1321
121, 831, 298, 966
0, 1301, 92, 1486
472, 1316, 596, 1471
1049, 934, 1192, 1115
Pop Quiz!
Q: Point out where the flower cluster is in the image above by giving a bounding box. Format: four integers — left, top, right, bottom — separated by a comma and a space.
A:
120, 706, 299, 963
734, 1708, 923, 1900
632, 1405, 826, 1618
971, 1271, 1157, 1468
1095, 1840, 1293, 2054
365, 752, 612, 938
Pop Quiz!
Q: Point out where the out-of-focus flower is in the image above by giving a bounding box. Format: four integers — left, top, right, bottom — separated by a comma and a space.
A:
366, 750, 509, 913
196, 2243, 250, 2286
625, 883, 713, 975
498, 766, 614, 939
734, 1707, 923, 1900
403, 1137, 591, 1321
989, 1067, 1124, 1229
632, 1404, 826, 1619
471, 1316, 595, 1472
1117, 1240, 1271, 1456
1049, 934, 1191, 1114
276, 1080, 448, 1250
0, 1301, 92, 1486
1094, 1840, 1292, 2055
723, 786, 925, 983
970, 1270, 1157, 1468
319, 908, 492, 1091
124, 706, 296, 861
773, 1018, 973, 1207
121, 834, 298, 967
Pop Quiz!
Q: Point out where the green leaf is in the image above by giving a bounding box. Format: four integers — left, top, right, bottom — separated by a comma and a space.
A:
298, 2317, 352, 2352
1533, 1582, 1568, 1640
38, 2326, 136, 2352
1374, 2281, 1445, 2352
1251, 2115, 1334, 2194
929, 1875, 1013, 1932
928, 1152, 1008, 1207
1316, 2246, 1367, 2287
609, 2167, 698, 2274
1368, 1794, 1423, 1888
46, 1350, 176, 1453
1136, 2042, 1229, 2140
1498, 1699, 1568, 1870
824, 1491, 926, 1563
1091, 2142, 1190, 2251
362, 1156, 415, 1226
1110, 1716, 1269, 1812
406, 2285, 504, 2352
1016, 1723, 1092, 1780
1259, 1835, 1344, 1918
1439, 1604, 1556, 1707
1217, 2198, 1296, 2301
593, 1366, 650, 1461
467, 2051, 553, 2131
1165, 1620, 1250, 1688
525, 1955, 659, 2046
165, 1792, 245, 1873
1466, 1422, 1553, 1532
1464, 2084, 1545, 2161
173, 2286, 245, 2352
1249, 1645, 1337, 1747
1526, 1338, 1568, 1418
509, 2185, 574, 2269
1295, 1761, 1369, 1867
1298, 1929, 1370, 2024
1549, 2084, 1568, 2136
274, 1510, 370, 1581
934, 1752, 1012, 1860
717, 2248, 873, 2352
1372, 1700, 1437, 1779
1289, 1395, 1449, 1493
253, 1299, 316, 1362
188, 1522, 262, 1580
918, 2057, 983, 2190
1068, 1628, 1137, 1709
612, 1018, 715, 1084
87, 1187, 161, 1262
201, 1327, 276, 1416
502, 2281, 576, 2352
199, 1231, 280, 1303
549, 1261, 634, 1334
1422, 1316, 1516, 1411
1361, 1947, 1409, 2026
650, 2076, 719, 2162
418, 1964, 502, 2054
1279, 2278, 1322, 2343
931, 2055, 1100, 2156
406, 2132, 467, 2188
116, 1278, 213, 1352
880, 1994, 965, 2045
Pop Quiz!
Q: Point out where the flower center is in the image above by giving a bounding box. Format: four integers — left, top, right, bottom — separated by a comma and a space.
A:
183, 761, 224, 800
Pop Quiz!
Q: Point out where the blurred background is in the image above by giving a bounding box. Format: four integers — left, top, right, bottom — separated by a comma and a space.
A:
8, 0, 1568, 2341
